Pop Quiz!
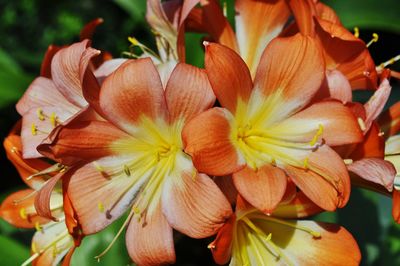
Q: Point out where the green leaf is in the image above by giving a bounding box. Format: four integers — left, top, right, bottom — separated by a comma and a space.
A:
0, 235, 30, 265
71, 215, 133, 266
323, 0, 400, 33
113, 0, 146, 23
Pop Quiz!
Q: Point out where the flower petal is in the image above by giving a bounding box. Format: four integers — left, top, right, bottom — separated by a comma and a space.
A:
350, 122, 385, 160
235, 0, 290, 76
348, 158, 396, 192
162, 171, 232, 238
324, 69, 352, 103
79, 17, 104, 40
99, 58, 168, 134
40, 45, 62, 79
183, 108, 245, 176
378, 101, 400, 138
94, 58, 127, 84
254, 34, 324, 116
272, 191, 323, 218
393, 189, 400, 223
285, 145, 351, 211
286, 0, 316, 36
51, 40, 90, 108
208, 214, 235, 265
204, 42, 253, 113
126, 205, 175, 266
233, 165, 287, 214
165, 63, 215, 122
364, 79, 391, 131
213, 176, 238, 205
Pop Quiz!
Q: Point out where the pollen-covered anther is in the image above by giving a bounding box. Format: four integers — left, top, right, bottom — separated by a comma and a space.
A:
303, 157, 310, 170
98, 202, 105, 213
35, 221, 43, 232
357, 117, 366, 131
366, 33, 379, 48
19, 208, 28, 219
309, 124, 324, 147
31, 123, 37, 136
207, 243, 216, 250
377, 54, 400, 72
49, 112, 58, 127
353, 27, 360, 38
36, 108, 45, 121
123, 165, 131, 177
343, 159, 353, 165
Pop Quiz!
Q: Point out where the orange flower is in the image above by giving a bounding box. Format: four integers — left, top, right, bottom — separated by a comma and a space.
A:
38, 59, 232, 265
208, 195, 360, 266
183, 34, 363, 213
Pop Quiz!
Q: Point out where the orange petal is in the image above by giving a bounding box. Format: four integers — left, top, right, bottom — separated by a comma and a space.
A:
3, 133, 50, 188
254, 34, 324, 115
316, 2, 341, 25
0, 189, 49, 228
272, 191, 323, 218
364, 79, 391, 131
38, 119, 128, 165
79, 18, 104, 41
165, 63, 215, 123
126, 205, 175, 266
40, 45, 62, 79
348, 158, 396, 192
204, 42, 252, 113
285, 145, 350, 211
99, 58, 168, 134
393, 190, 400, 223
162, 171, 232, 238
65, 156, 146, 234
208, 214, 235, 265
213, 176, 238, 206
61, 247, 76, 266
268, 100, 363, 146
350, 122, 385, 160
235, 0, 290, 76
233, 165, 287, 214
378, 101, 400, 138
199, 0, 238, 51
34, 172, 65, 220
51, 40, 90, 108
183, 108, 245, 176
286, 0, 316, 36
94, 58, 127, 84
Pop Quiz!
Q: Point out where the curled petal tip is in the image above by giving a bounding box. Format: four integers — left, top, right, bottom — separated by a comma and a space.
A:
203, 40, 210, 47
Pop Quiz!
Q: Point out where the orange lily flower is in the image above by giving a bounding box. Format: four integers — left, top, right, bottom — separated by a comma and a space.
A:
1, 130, 77, 266
38, 58, 232, 265
208, 195, 360, 266
183, 34, 363, 213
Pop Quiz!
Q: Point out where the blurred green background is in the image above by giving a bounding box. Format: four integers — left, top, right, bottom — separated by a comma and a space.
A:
0, 0, 399, 265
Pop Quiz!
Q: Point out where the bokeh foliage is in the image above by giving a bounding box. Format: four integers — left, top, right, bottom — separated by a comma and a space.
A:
0, 0, 399, 265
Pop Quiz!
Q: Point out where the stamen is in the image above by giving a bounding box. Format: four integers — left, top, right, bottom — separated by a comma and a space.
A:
128, 36, 160, 59
13, 190, 37, 204
27, 163, 65, 180
32, 243, 38, 253
262, 216, 321, 238
93, 162, 105, 173
19, 208, 27, 219
377, 54, 400, 71
50, 112, 58, 127
95, 208, 135, 261
343, 159, 353, 165
35, 221, 43, 232
303, 157, 309, 170
366, 33, 379, 48
21, 253, 40, 266
52, 243, 59, 258
98, 202, 105, 213
31, 123, 37, 136
353, 27, 359, 38
222, 1, 228, 17
357, 117, 366, 131
36, 108, 45, 121
207, 243, 215, 250
309, 124, 324, 146
123, 165, 131, 177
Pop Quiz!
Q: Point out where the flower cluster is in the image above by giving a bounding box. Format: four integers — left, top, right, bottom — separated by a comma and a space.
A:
1, 0, 399, 265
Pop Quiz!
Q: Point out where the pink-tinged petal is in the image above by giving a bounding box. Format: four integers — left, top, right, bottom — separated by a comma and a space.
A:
34, 172, 65, 220
272, 191, 323, 218
268, 101, 363, 146
235, 0, 290, 76
204, 43, 252, 113
199, 0, 238, 51
386, 135, 400, 155
325, 69, 352, 103
51, 40, 90, 108
364, 79, 391, 132
379, 101, 400, 138
0, 189, 49, 228
254, 34, 324, 115
233, 165, 287, 214
165, 63, 215, 122
126, 205, 175, 266
79, 18, 103, 40
213, 176, 238, 206
286, 0, 316, 36
21, 106, 77, 159
162, 171, 232, 238
156, 60, 177, 89
94, 58, 127, 84
285, 145, 351, 211
208, 214, 235, 265
348, 158, 396, 192
16, 77, 78, 116
258, 220, 361, 265
183, 108, 245, 176
99, 58, 167, 133
316, 3, 341, 25
65, 157, 145, 234
393, 190, 400, 223
40, 45, 62, 79
3, 132, 50, 188
38, 119, 128, 165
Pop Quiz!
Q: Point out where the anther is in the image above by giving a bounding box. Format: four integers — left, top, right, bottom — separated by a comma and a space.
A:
377, 54, 400, 71
222, 1, 228, 17
98, 202, 105, 213
35, 221, 43, 232
128, 36, 140, 46
93, 162, 105, 173
31, 243, 38, 253
357, 117, 366, 131
207, 243, 216, 249
19, 208, 27, 219
36, 108, 45, 121
123, 165, 131, 177
49, 112, 57, 127
366, 33, 379, 47
303, 157, 309, 170
271, 158, 277, 166
309, 124, 324, 146
353, 27, 359, 38
31, 123, 37, 136
343, 159, 353, 165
